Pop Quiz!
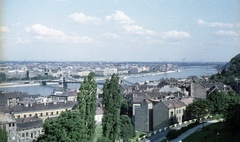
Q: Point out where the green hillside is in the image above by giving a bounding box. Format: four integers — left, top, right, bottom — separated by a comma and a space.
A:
210, 53, 240, 85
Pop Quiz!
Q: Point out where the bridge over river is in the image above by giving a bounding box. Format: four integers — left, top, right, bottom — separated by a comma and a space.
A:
39, 76, 134, 88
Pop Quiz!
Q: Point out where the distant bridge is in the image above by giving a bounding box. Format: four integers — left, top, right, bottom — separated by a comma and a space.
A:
40, 76, 134, 88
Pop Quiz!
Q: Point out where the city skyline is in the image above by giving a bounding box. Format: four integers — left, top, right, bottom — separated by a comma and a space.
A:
0, 0, 239, 62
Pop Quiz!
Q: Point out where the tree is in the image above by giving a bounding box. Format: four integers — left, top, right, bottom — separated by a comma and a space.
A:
120, 99, 129, 115
0, 127, 7, 142
120, 115, 136, 142
37, 110, 87, 142
77, 72, 97, 141
102, 74, 122, 141
207, 89, 228, 113
38, 72, 97, 142
186, 99, 213, 120
224, 104, 240, 141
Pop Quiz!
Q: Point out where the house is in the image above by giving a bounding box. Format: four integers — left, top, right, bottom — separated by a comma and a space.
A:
16, 117, 43, 142
153, 99, 186, 131
134, 99, 153, 132
0, 92, 28, 107
95, 107, 103, 125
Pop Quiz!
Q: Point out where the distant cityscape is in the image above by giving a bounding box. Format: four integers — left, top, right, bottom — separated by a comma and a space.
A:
0, 61, 226, 142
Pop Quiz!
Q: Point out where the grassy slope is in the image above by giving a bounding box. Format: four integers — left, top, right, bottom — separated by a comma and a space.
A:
183, 122, 229, 142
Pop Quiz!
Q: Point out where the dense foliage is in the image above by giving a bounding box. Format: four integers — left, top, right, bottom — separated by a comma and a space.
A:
207, 90, 229, 113
120, 115, 136, 142
37, 110, 87, 142
101, 74, 122, 141
0, 127, 8, 142
210, 53, 240, 85
224, 104, 240, 141
77, 72, 97, 141
186, 99, 213, 120
37, 72, 97, 142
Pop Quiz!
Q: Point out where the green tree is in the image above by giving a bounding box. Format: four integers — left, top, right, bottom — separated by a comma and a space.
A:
97, 136, 111, 142
186, 99, 213, 120
207, 89, 228, 113
37, 110, 87, 142
38, 72, 97, 142
102, 74, 122, 141
224, 104, 240, 141
120, 115, 136, 142
77, 72, 97, 141
0, 127, 7, 142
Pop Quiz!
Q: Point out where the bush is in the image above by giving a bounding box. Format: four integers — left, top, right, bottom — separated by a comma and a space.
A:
166, 130, 179, 140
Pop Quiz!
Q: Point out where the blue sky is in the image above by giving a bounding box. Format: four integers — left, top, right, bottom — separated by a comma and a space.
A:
0, 0, 239, 62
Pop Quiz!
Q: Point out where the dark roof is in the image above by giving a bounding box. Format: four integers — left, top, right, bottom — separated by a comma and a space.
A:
0, 106, 11, 113
11, 101, 77, 113
16, 117, 43, 130
162, 99, 186, 109
4, 92, 28, 99
0, 92, 29, 106
133, 93, 152, 103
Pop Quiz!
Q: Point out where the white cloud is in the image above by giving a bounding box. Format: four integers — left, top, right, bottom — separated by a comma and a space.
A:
102, 33, 119, 39
236, 23, 240, 28
25, 24, 93, 43
0, 26, 10, 32
197, 19, 234, 28
25, 24, 65, 37
161, 31, 191, 39
215, 30, 238, 37
105, 10, 134, 24
69, 12, 102, 25
123, 25, 157, 36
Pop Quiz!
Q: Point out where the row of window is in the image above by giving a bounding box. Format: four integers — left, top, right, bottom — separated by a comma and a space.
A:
15, 110, 64, 118
20, 129, 42, 139
8, 123, 15, 127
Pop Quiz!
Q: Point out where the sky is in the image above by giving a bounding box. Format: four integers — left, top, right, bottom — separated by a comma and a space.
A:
0, 0, 239, 62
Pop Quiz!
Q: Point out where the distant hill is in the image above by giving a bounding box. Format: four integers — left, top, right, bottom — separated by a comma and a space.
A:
210, 53, 240, 85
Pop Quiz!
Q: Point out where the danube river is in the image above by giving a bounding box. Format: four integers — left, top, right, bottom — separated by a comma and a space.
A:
0, 66, 217, 96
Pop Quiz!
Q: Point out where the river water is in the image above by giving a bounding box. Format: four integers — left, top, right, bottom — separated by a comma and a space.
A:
0, 66, 217, 96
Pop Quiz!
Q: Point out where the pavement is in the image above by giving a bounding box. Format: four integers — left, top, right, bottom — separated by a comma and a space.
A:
144, 120, 219, 142
170, 120, 219, 142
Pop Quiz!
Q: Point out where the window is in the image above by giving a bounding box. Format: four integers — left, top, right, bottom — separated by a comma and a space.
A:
26, 132, 28, 137
13, 123, 15, 127
35, 113, 38, 117
29, 114, 32, 117
18, 115, 20, 118
24, 115, 26, 118
179, 109, 181, 113
22, 133, 25, 137
40, 113, 43, 117
46, 112, 48, 116
56, 111, 59, 115
170, 111, 173, 117
51, 112, 53, 115
31, 133, 33, 138
9, 123, 11, 127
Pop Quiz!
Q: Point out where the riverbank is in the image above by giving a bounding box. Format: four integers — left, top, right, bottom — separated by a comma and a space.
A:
0, 82, 58, 88
123, 70, 177, 79
0, 70, 177, 88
